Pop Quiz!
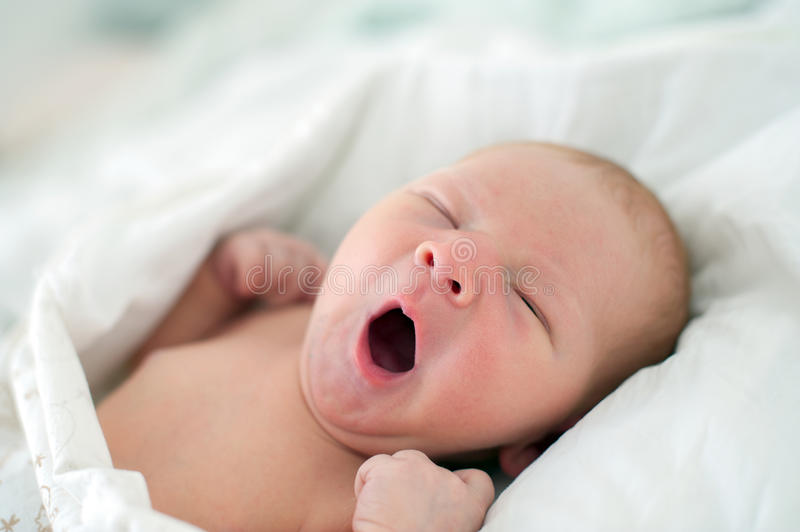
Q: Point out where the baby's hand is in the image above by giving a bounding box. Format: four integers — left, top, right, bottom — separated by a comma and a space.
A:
211, 228, 327, 305
353, 450, 494, 532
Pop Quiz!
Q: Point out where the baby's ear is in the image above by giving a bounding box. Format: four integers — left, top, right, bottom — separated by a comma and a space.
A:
498, 416, 582, 477
498, 442, 541, 478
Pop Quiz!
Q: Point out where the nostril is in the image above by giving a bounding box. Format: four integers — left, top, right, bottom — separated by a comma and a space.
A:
451, 280, 461, 294
423, 251, 434, 267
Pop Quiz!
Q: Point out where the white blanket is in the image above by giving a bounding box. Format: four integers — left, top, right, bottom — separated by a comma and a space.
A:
2, 1, 800, 530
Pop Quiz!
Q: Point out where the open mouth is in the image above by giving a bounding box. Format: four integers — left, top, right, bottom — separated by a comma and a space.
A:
367, 308, 416, 373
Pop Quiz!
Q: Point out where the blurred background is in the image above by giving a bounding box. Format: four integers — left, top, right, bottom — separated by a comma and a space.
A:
0, 0, 770, 333
0, 0, 766, 160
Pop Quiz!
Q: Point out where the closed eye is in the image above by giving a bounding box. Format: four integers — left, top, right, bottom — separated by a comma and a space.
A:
417, 192, 459, 228
519, 291, 550, 333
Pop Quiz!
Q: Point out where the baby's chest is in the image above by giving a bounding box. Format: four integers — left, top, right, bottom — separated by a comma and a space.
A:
97, 311, 357, 530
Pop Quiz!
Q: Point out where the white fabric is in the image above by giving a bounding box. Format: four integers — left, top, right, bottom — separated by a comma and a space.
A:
2, 1, 800, 530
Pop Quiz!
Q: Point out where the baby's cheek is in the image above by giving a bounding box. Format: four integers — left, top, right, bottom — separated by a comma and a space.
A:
437, 350, 504, 417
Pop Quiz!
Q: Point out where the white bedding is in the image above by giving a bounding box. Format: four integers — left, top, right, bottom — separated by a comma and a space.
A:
2, 1, 800, 530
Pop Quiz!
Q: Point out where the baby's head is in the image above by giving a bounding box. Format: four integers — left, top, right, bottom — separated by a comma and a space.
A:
299, 142, 689, 474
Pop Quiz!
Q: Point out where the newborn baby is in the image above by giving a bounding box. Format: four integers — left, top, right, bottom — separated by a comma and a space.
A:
97, 142, 689, 531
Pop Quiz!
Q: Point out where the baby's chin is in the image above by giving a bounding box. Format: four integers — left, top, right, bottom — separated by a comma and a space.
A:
299, 303, 373, 419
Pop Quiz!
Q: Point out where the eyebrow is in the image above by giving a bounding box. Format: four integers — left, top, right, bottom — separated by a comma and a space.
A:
411, 190, 460, 227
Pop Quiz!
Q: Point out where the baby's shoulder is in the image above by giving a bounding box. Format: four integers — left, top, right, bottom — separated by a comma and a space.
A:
137, 302, 312, 373
210, 301, 313, 348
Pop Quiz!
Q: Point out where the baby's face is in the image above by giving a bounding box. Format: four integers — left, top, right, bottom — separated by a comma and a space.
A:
300, 145, 646, 458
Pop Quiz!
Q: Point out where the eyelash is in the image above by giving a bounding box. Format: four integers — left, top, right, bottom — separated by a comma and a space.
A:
519, 291, 549, 332
416, 190, 550, 332
421, 193, 458, 228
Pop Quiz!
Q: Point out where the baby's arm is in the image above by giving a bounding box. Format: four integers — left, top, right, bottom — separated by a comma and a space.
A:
132, 228, 326, 366
353, 450, 494, 532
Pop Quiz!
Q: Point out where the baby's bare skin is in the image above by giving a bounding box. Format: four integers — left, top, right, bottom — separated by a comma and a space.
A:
95, 143, 688, 531
97, 303, 363, 531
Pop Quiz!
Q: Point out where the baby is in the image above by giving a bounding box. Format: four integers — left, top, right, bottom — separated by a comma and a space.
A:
96, 142, 689, 531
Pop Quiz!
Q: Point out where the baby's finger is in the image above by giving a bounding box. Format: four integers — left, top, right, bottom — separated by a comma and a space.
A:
272, 234, 327, 270
296, 250, 328, 295
300, 245, 329, 271
212, 237, 265, 299
353, 454, 391, 498
453, 468, 495, 509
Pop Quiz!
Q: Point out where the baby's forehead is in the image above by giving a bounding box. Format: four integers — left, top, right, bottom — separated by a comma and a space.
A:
445, 149, 633, 265
415, 145, 654, 251
443, 147, 611, 214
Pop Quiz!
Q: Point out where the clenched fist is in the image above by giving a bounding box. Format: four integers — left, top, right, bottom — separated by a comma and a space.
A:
211, 228, 327, 305
353, 450, 494, 532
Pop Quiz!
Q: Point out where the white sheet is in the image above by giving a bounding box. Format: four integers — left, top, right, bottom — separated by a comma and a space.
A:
2, 1, 800, 530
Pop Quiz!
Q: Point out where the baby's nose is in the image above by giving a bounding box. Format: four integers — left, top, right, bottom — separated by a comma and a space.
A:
414, 239, 476, 307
